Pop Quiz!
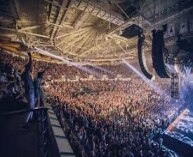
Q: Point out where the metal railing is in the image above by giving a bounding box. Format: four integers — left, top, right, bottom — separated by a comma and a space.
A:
36, 107, 49, 157
0, 107, 49, 157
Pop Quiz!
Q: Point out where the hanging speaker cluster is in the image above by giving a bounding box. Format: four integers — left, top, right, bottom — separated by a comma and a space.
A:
152, 29, 170, 78
120, 24, 143, 38
138, 32, 153, 80
120, 24, 153, 79
171, 73, 179, 99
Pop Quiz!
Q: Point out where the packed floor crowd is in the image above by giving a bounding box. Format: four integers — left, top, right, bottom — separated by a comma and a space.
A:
46, 80, 182, 157
0, 50, 183, 156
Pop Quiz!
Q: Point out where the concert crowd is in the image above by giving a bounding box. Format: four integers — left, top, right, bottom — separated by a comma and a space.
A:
0, 50, 183, 157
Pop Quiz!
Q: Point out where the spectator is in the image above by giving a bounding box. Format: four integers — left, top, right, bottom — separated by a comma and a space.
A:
0, 49, 183, 156
21, 50, 35, 125
34, 69, 47, 107
158, 134, 163, 149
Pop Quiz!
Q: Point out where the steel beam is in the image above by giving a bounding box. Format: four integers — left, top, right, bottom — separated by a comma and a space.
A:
154, 6, 193, 26
18, 25, 40, 31
18, 30, 50, 38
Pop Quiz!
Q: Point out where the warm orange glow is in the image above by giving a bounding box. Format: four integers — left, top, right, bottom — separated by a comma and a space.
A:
167, 108, 188, 132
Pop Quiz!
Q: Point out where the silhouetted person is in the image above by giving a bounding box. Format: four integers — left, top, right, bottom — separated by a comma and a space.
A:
21, 50, 35, 125
158, 134, 163, 149
34, 69, 47, 107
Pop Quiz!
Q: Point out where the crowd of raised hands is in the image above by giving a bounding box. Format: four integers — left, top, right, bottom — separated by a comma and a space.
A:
46, 79, 182, 157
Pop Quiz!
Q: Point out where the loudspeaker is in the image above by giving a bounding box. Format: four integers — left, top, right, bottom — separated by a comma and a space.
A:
138, 33, 153, 80
121, 24, 143, 38
152, 30, 170, 78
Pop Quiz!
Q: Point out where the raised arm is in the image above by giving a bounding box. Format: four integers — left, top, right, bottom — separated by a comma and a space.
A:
25, 50, 33, 73
27, 51, 32, 67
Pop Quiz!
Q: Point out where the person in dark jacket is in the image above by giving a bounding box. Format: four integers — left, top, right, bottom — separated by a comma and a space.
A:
22, 50, 35, 124
34, 69, 47, 107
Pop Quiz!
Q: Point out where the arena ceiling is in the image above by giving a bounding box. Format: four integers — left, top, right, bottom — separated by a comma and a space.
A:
0, 0, 192, 64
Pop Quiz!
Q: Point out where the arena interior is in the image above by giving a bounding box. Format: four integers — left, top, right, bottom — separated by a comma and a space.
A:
0, 0, 193, 157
